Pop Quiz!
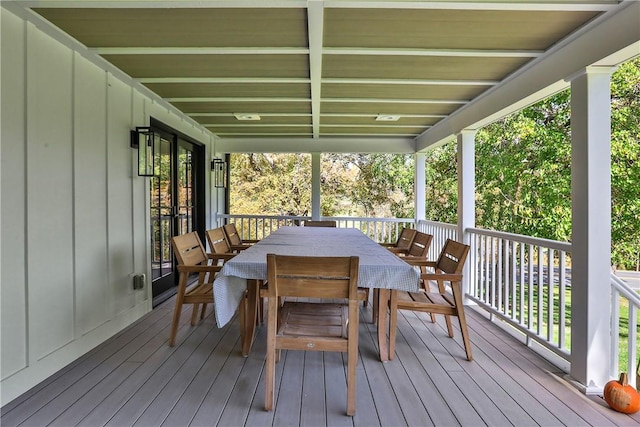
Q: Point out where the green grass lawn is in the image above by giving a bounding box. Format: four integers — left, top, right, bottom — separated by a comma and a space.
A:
484, 283, 639, 374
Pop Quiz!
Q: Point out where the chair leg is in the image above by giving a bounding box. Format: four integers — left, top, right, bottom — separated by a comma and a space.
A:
169, 276, 188, 346
191, 303, 200, 325
200, 303, 208, 320
451, 281, 473, 361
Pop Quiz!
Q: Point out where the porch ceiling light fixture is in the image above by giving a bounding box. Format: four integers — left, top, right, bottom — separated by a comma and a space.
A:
234, 113, 261, 121
130, 126, 155, 177
211, 158, 227, 188
376, 114, 400, 122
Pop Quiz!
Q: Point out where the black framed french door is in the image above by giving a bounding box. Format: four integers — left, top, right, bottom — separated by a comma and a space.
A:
150, 123, 204, 305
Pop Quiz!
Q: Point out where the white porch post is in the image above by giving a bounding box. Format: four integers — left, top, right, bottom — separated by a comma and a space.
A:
457, 130, 476, 299
311, 152, 321, 220
569, 66, 613, 393
414, 153, 426, 224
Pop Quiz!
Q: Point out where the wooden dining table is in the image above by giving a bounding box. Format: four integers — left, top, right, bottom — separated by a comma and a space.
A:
212, 226, 420, 361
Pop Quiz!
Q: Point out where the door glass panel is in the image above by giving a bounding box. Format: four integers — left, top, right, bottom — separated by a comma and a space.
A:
151, 136, 174, 281
178, 143, 195, 236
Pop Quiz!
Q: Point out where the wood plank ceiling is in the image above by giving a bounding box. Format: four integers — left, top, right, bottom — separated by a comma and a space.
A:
30, 2, 612, 142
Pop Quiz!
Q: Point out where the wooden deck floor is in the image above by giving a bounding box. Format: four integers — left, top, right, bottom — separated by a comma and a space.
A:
3, 298, 640, 427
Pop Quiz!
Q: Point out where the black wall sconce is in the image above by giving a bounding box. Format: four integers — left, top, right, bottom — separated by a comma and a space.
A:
211, 158, 227, 188
130, 126, 155, 176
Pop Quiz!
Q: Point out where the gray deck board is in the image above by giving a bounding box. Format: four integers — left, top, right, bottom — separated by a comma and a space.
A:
3, 297, 639, 427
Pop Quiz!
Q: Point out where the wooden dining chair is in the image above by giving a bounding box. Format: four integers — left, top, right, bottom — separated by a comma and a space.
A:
304, 220, 337, 227
388, 230, 432, 258
205, 227, 238, 265
373, 231, 433, 322
380, 227, 417, 253
390, 239, 472, 361
265, 254, 363, 416
170, 232, 221, 346
222, 223, 259, 252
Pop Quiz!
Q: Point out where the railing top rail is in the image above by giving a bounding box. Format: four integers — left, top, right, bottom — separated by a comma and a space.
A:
419, 219, 458, 230
219, 214, 414, 223
612, 272, 640, 306
467, 227, 571, 252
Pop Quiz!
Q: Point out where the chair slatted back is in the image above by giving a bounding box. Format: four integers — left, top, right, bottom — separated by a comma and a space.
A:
206, 227, 232, 254
407, 231, 433, 257
436, 239, 470, 274
223, 223, 243, 246
267, 255, 359, 300
396, 228, 417, 251
173, 232, 207, 266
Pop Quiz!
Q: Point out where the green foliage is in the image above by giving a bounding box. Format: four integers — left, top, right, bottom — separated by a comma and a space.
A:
230, 153, 311, 216
424, 58, 640, 269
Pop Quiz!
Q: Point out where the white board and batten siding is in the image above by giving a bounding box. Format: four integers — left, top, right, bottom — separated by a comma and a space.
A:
0, 8, 215, 406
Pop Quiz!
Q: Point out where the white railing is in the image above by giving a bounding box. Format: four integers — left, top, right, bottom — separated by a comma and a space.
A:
216, 214, 414, 244
417, 219, 458, 260
466, 227, 572, 361
611, 273, 640, 388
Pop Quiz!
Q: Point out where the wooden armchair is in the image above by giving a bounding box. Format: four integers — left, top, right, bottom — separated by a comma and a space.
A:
373, 231, 433, 322
388, 230, 432, 258
380, 227, 417, 253
304, 220, 337, 227
205, 227, 238, 265
265, 254, 362, 416
169, 232, 221, 346
223, 223, 259, 252
390, 239, 472, 361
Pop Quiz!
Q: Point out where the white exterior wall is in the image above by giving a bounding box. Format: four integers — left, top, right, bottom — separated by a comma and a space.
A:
0, 9, 215, 405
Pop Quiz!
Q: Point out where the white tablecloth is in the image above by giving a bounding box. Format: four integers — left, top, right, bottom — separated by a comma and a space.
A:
213, 226, 420, 327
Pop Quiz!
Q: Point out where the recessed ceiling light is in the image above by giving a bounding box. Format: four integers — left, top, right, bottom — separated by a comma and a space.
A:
376, 114, 400, 122
234, 114, 261, 121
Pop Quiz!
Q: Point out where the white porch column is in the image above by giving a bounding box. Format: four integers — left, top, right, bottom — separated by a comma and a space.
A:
414, 153, 426, 223
569, 66, 613, 393
457, 130, 476, 242
457, 130, 476, 300
311, 152, 321, 220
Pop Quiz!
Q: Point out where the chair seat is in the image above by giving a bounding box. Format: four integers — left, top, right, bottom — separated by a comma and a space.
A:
184, 282, 214, 304
396, 290, 457, 316
280, 302, 348, 338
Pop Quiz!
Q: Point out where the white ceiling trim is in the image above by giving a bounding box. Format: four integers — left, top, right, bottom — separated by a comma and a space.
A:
307, 0, 324, 139
138, 77, 311, 83
321, 113, 446, 118
216, 136, 417, 153
324, 48, 542, 58
189, 113, 312, 117
322, 78, 499, 86
96, 47, 309, 55
326, 98, 467, 104
324, 1, 618, 12
12, 0, 617, 11
165, 97, 309, 102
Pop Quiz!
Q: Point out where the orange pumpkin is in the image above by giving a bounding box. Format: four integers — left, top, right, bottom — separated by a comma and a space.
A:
604, 373, 640, 414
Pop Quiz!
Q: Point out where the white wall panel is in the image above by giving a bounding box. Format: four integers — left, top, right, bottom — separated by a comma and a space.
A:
106, 75, 135, 316
0, 8, 213, 406
1, 9, 28, 380
26, 24, 75, 360
73, 54, 110, 335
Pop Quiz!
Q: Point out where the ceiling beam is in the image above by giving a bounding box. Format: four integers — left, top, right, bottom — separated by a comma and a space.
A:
216, 136, 417, 153
307, 0, 324, 139
324, 48, 542, 58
